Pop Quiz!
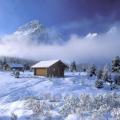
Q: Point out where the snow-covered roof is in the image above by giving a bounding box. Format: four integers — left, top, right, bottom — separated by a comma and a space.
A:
31, 60, 61, 68
9, 63, 24, 68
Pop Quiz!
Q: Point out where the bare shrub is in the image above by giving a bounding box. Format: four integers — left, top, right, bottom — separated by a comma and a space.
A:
60, 93, 120, 119
24, 97, 51, 116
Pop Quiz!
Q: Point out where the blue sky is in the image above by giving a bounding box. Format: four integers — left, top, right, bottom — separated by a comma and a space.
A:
0, 0, 120, 36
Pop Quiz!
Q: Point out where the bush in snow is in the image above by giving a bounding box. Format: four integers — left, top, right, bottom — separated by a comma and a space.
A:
24, 93, 120, 120
111, 108, 120, 120
114, 74, 120, 85
25, 97, 63, 120
111, 73, 120, 85
112, 56, 120, 73
60, 93, 120, 119
110, 83, 117, 90
77, 94, 92, 112
60, 94, 92, 118
24, 97, 52, 116
95, 80, 104, 89
60, 95, 80, 116
70, 61, 77, 72
97, 67, 110, 82
87, 64, 96, 77
92, 92, 120, 113
91, 104, 110, 120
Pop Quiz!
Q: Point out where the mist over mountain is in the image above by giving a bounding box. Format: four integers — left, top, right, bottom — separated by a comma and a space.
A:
14, 20, 63, 44
0, 20, 120, 65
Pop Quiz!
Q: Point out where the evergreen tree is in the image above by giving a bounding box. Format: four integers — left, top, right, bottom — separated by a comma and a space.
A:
88, 64, 96, 77
70, 61, 77, 72
113, 73, 120, 85
15, 70, 20, 78
112, 56, 120, 72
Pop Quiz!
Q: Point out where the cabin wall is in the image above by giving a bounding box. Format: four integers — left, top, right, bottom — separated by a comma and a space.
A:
34, 68, 48, 76
47, 61, 65, 77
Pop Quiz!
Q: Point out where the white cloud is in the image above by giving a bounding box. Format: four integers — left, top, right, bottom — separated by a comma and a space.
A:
0, 26, 120, 63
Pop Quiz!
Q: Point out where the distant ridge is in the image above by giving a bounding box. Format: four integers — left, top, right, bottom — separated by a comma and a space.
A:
14, 20, 63, 44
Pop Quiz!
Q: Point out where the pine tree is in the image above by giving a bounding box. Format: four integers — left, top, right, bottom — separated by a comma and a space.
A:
15, 70, 20, 78
70, 61, 77, 72
112, 56, 120, 72
88, 64, 96, 77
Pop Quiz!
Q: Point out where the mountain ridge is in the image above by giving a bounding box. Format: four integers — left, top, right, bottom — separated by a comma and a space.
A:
14, 20, 63, 44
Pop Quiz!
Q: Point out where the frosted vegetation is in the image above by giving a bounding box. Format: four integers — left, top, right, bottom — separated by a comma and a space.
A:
0, 56, 120, 119
0, 70, 120, 120
21, 92, 120, 120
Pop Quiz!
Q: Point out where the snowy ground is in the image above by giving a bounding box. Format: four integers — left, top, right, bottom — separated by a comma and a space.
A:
0, 71, 119, 120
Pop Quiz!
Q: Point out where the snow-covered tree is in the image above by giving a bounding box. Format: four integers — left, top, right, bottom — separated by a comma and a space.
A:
15, 70, 20, 78
87, 64, 96, 77
70, 61, 77, 72
112, 56, 120, 72
112, 73, 120, 85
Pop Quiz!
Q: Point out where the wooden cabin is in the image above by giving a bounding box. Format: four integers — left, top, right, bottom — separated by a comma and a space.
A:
8, 63, 24, 71
31, 60, 67, 77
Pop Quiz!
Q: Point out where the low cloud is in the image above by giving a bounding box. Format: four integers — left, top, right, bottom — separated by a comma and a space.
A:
0, 26, 120, 63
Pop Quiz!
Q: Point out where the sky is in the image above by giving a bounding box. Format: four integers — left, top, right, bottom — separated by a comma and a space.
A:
0, 0, 120, 36
0, 0, 120, 63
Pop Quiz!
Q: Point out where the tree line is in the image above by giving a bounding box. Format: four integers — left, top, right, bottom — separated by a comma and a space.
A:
69, 56, 120, 90
0, 56, 36, 70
